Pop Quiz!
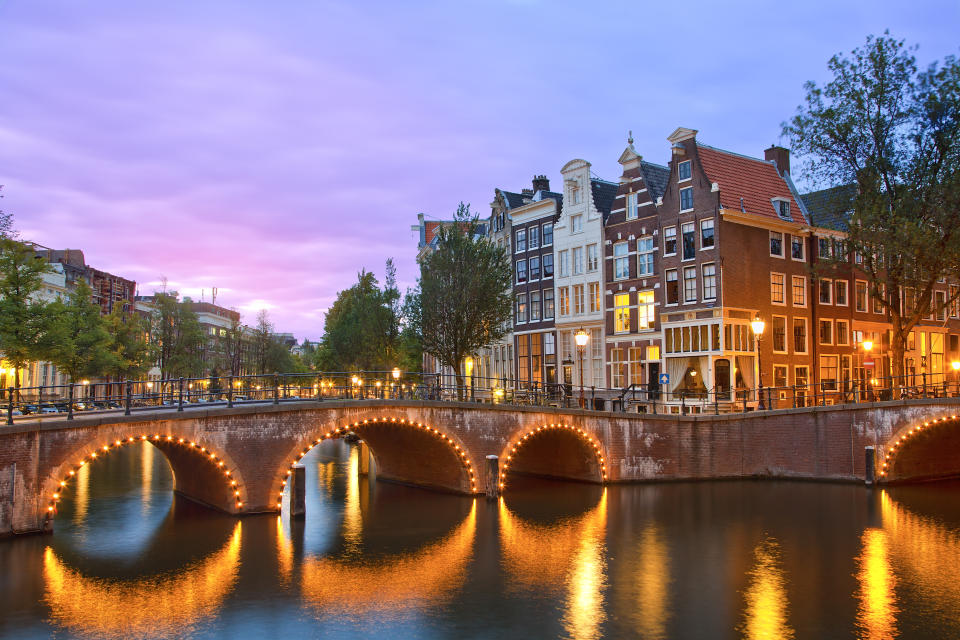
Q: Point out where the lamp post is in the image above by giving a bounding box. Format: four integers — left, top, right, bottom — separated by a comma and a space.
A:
575, 328, 589, 408
862, 340, 873, 401
392, 367, 401, 398
751, 313, 766, 409
465, 356, 474, 401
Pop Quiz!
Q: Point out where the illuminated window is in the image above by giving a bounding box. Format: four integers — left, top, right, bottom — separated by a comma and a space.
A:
614, 293, 631, 333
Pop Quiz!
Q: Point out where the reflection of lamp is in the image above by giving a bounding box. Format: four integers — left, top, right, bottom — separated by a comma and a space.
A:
575, 328, 590, 408
751, 314, 765, 409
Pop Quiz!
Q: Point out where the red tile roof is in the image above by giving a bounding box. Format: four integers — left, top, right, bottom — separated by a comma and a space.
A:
696, 145, 806, 224
424, 221, 443, 246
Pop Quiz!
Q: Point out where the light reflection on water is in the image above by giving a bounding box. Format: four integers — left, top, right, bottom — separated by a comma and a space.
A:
3, 442, 960, 638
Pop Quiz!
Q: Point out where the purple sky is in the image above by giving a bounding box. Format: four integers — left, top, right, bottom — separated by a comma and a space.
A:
1, 1, 957, 341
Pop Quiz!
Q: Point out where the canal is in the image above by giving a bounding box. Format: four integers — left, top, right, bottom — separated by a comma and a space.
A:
2, 439, 960, 639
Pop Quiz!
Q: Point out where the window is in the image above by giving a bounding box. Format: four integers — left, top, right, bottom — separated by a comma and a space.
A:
836, 319, 849, 346
589, 282, 600, 313
701, 219, 715, 249
791, 235, 804, 261
820, 355, 838, 391
516, 259, 527, 283
559, 287, 570, 316
614, 242, 629, 280
772, 316, 787, 353
573, 284, 585, 314
638, 290, 655, 329
793, 318, 808, 354
936, 290, 947, 321
516, 229, 526, 252
678, 160, 691, 181
571, 215, 583, 233
702, 263, 717, 300
792, 275, 806, 306
666, 269, 679, 305
530, 290, 541, 321
544, 289, 555, 319
529, 256, 540, 281
874, 283, 885, 314
682, 222, 696, 260
528, 226, 539, 249
819, 278, 832, 305
835, 280, 848, 306
818, 237, 831, 259
819, 319, 833, 345
571, 186, 581, 205
628, 347, 644, 385
517, 335, 528, 383
626, 192, 638, 220
516, 293, 527, 323
776, 200, 791, 220
680, 187, 694, 211
664, 227, 677, 255
610, 348, 625, 387
774, 365, 788, 389
614, 293, 630, 333
558, 250, 569, 277
951, 285, 960, 318
770, 231, 783, 257
683, 267, 697, 303
637, 237, 655, 276
573, 247, 584, 275
586, 244, 599, 271
771, 273, 785, 304
543, 254, 554, 278
542, 223, 553, 246
856, 280, 868, 312
795, 366, 809, 394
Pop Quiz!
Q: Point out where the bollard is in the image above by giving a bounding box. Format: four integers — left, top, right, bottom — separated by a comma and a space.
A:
486, 455, 499, 499
865, 446, 876, 486
290, 465, 306, 519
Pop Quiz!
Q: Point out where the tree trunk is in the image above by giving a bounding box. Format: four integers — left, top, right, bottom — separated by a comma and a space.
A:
891, 331, 906, 400
454, 371, 465, 402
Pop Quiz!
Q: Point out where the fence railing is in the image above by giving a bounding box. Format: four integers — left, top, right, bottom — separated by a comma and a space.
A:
2, 370, 958, 425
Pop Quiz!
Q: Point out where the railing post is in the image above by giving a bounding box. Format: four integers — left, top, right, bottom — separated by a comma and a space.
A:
67, 382, 74, 420
922, 371, 927, 397
714, 388, 720, 415
6, 386, 13, 425
178, 377, 184, 411
124, 380, 132, 415
227, 376, 234, 408
274, 372, 280, 404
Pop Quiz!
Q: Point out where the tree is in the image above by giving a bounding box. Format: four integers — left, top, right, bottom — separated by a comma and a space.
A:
48, 280, 114, 382
104, 306, 155, 381
785, 33, 960, 392
406, 203, 512, 399
319, 263, 401, 372
217, 315, 247, 376
0, 238, 57, 393
150, 292, 205, 379
250, 309, 274, 375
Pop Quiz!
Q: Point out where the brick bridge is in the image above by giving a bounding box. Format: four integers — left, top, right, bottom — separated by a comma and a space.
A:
3, 398, 960, 535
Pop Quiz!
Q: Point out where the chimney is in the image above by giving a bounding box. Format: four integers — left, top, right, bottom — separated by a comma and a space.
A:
532, 175, 550, 193
765, 145, 790, 177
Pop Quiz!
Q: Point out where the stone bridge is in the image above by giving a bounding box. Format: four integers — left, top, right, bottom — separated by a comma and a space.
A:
3, 398, 960, 535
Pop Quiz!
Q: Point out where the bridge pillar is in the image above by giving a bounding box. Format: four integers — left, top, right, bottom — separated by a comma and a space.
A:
358, 441, 375, 477
485, 455, 499, 499
289, 465, 305, 519
865, 446, 876, 486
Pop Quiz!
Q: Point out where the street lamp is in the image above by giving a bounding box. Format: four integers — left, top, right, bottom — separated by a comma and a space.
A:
751, 313, 766, 409
392, 367, 401, 398
862, 340, 873, 401
574, 328, 590, 408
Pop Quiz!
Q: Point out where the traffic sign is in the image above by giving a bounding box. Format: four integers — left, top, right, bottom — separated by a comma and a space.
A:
864, 360, 875, 368
659, 373, 670, 385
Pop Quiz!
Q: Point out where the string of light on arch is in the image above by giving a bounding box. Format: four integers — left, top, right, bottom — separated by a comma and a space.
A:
276, 417, 478, 510
499, 423, 607, 490
47, 433, 244, 516
879, 413, 959, 479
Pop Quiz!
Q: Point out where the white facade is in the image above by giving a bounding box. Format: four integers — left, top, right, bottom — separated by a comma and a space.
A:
553, 159, 607, 389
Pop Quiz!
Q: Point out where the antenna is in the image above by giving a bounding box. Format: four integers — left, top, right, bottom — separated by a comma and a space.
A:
212, 287, 218, 306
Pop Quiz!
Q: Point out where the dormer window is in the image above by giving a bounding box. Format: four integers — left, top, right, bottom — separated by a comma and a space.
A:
626, 193, 638, 220
678, 160, 692, 181
571, 184, 581, 205
773, 198, 791, 221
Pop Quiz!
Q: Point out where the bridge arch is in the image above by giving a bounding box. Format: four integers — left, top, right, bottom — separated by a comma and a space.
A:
273, 414, 479, 509
497, 422, 607, 491
879, 412, 960, 483
43, 428, 248, 526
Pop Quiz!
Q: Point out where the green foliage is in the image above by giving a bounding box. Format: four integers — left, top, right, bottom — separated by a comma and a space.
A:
104, 306, 155, 380
785, 32, 960, 382
406, 203, 512, 398
150, 292, 205, 378
48, 280, 114, 381
0, 238, 58, 388
319, 260, 402, 372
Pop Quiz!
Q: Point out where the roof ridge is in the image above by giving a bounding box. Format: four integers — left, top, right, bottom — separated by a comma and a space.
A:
697, 142, 771, 166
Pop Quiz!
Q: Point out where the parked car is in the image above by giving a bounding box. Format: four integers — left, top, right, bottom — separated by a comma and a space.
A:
233, 395, 248, 402
22, 404, 39, 415
40, 405, 60, 414
72, 402, 90, 411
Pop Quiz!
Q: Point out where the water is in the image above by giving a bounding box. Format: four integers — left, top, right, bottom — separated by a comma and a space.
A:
2, 441, 960, 639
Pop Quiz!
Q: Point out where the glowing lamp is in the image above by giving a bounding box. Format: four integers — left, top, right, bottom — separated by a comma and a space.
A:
952, 361, 960, 372
751, 313, 765, 336
392, 368, 401, 381
574, 328, 589, 348
863, 340, 873, 353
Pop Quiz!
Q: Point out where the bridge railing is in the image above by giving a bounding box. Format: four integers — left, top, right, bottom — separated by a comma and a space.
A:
2, 370, 959, 424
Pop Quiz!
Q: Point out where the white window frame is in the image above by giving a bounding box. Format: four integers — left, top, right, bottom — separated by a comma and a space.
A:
614, 292, 631, 334
702, 263, 717, 300
586, 244, 599, 272
835, 280, 848, 307
792, 275, 807, 308
771, 272, 786, 306
515, 229, 526, 253
819, 318, 833, 345
835, 319, 850, 346
772, 315, 788, 354
626, 193, 638, 220
769, 231, 784, 258
683, 266, 697, 303
678, 160, 692, 182
790, 234, 805, 262
542, 222, 553, 246
681, 222, 696, 261
613, 242, 629, 280
819, 278, 833, 305
663, 226, 677, 257
679, 186, 694, 212
855, 279, 868, 312
793, 317, 808, 354
700, 218, 715, 250
637, 236, 655, 277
